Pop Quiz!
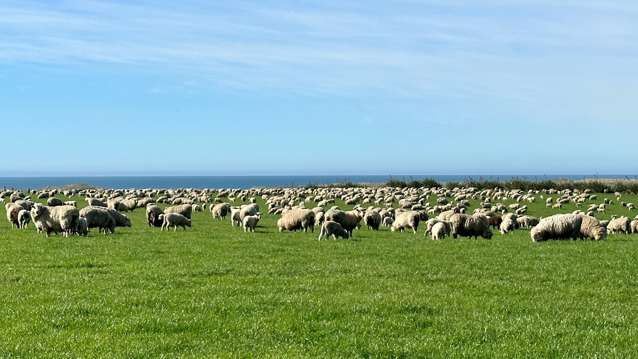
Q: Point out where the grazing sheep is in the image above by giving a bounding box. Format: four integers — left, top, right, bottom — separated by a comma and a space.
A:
64, 201, 77, 207
47, 198, 64, 207
17, 209, 31, 229
79, 206, 116, 234
363, 210, 381, 231
211, 203, 231, 220
106, 209, 132, 228
450, 213, 493, 239
318, 221, 350, 240
76, 217, 89, 236
30, 204, 80, 237
391, 211, 421, 234
5, 202, 23, 228
230, 207, 242, 226
87, 198, 107, 207
146, 204, 164, 227
431, 221, 452, 240
499, 213, 518, 235
530, 214, 606, 242
277, 208, 316, 233
160, 213, 191, 231
164, 204, 192, 219
242, 214, 260, 232
516, 215, 539, 229
607, 216, 631, 234
325, 209, 361, 236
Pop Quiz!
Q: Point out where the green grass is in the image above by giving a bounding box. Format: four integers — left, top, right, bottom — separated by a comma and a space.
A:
1, 192, 637, 357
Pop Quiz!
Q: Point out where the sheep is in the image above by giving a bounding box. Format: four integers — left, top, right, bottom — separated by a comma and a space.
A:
160, 213, 191, 231
318, 221, 350, 240
431, 221, 452, 240
17, 209, 31, 229
499, 213, 518, 234
530, 214, 606, 242
449, 213, 493, 239
239, 203, 260, 222
516, 215, 539, 229
363, 209, 381, 231
106, 209, 132, 228
325, 209, 361, 236
76, 217, 89, 236
607, 216, 631, 234
242, 214, 260, 232
382, 216, 393, 227
164, 204, 192, 219
391, 211, 421, 234
277, 208, 316, 233
230, 206, 242, 226
631, 219, 638, 234
211, 203, 231, 219
79, 206, 116, 234
87, 198, 107, 207
30, 204, 80, 237
47, 198, 64, 207
5, 202, 23, 228
146, 204, 164, 227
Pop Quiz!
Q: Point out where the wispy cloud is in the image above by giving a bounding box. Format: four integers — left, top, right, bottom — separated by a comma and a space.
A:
0, 0, 636, 110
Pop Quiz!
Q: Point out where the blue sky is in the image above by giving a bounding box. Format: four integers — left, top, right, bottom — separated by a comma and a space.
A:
0, 0, 636, 176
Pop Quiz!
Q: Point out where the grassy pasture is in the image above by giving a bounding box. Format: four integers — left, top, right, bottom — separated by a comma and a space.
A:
0, 192, 637, 357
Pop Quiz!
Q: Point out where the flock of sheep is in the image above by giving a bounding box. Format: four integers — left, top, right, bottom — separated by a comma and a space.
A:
2, 185, 638, 242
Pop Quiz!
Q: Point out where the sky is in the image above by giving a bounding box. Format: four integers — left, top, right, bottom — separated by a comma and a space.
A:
0, 0, 636, 176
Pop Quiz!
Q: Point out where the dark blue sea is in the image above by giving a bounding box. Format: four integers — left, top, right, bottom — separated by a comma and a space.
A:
0, 175, 636, 190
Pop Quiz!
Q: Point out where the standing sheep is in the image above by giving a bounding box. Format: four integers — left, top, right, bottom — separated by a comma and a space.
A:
449, 213, 493, 239
363, 209, 382, 231
499, 213, 518, 235
530, 214, 606, 242
164, 204, 193, 219
318, 221, 350, 240
30, 204, 80, 237
607, 216, 631, 234
242, 214, 260, 232
160, 213, 192, 231
211, 203, 231, 220
17, 209, 31, 229
391, 211, 421, 234
431, 221, 452, 240
277, 208, 316, 233
146, 204, 164, 227
325, 209, 361, 236
79, 206, 116, 234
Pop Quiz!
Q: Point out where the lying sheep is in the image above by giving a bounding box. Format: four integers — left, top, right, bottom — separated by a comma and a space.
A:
431, 221, 452, 240
607, 216, 631, 234
530, 214, 606, 242
160, 213, 192, 231
17, 209, 31, 229
318, 221, 350, 240
277, 208, 315, 232
30, 204, 80, 237
164, 204, 193, 219
242, 214, 260, 232
79, 206, 116, 234
450, 213, 493, 239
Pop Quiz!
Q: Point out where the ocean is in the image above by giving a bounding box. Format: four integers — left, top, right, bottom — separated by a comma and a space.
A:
0, 175, 636, 190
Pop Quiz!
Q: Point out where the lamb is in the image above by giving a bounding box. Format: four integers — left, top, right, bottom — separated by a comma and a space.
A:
79, 206, 116, 234
211, 203, 231, 219
164, 204, 192, 219
242, 214, 260, 232
146, 204, 164, 227
449, 213, 493, 239
499, 213, 518, 234
530, 214, 606, 242
325, 209, 361, 236
30, 204, 80, 237
277, 208, 316, 233
318, 221, 350, 240
160, 213, 192, 231
363, 209, 381, 231
391, 211, 421, 234
631, 219, 638, 234
230, 207, 242, 226
382, 216, 393, 227
17, 209, 31, 229
431, 221, 452, 240
607, 216, 631, 234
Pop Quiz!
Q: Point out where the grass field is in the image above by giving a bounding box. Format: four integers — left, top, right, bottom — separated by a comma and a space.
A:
1, 192, 637, 357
